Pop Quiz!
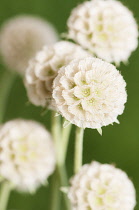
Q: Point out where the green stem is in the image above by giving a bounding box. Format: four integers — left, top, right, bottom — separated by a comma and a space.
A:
0, 182, 12, 210
51, 112, 71, 210
51, 112, 61, 210
50, 170, 61, 210
58, 165, 71, 210
0, 71, 16, 123
61, 121, 72, 165
51, 112, 62, 165
0, 71, 16, 210
74, 127, 84, 174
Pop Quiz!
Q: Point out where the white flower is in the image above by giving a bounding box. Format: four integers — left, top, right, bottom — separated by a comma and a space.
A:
68, 161, 136, 210
0, 15, 58, 75
25, 41, 89, 109
53, 57, 127, 129
67, 0, 138, 65
0, 119, 55, 192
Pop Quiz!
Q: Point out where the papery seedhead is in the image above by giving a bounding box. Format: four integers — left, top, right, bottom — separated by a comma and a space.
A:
0, 15, 58, 74
67, 0, 138, 65
25, 41, 89, 109
53, 57, 127, 129
68, 161, 136, 210
0, 119, 55, 192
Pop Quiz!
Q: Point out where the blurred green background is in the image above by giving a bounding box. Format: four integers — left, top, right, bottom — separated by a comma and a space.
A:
0, 0, 139, 209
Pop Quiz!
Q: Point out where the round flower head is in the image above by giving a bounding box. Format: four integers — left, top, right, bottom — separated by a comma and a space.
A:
25, 41, 89, 109
53, 57, 127, 129
0, 119, 55, 192
0, 15, 58, 75
67, 0, 138, 65
68, 161, 136, 210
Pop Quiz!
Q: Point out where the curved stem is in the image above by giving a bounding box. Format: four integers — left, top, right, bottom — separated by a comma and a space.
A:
74, 127, 84, 174
0, 71, 16, 123
0, 182, 12, 210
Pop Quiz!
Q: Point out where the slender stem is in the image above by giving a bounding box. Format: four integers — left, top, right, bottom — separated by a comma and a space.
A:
0, 182, 12, 210
58, 165, 71, 210
61, 121, 72, 165
51, 112, 71, 210
50, 170, 61, 210
0, 71, 16, 210
58, 165, 68, 189
0, 71, 16, 123
51, 112, 61, 210
74, 127, 84, 174
51, 112, 62, 165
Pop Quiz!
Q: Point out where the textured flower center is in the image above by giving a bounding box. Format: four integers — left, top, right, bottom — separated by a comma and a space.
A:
88, 34, 93, 40
99, 33, 108, 41
96, 24, 103, 32
20, 155, 28, 162
94, 197, 103, 206
19, 144, 28, 152
105, 194, 115, 204
87, 98, 96, 105
107, 25, 114, 32
82, 88, 91, 97
10, 138, 39, 163
81, 80, 87, 85
97, 187, 106, 195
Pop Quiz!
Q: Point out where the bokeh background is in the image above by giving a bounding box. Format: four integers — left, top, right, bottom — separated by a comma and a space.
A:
0, 0, 139, 209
